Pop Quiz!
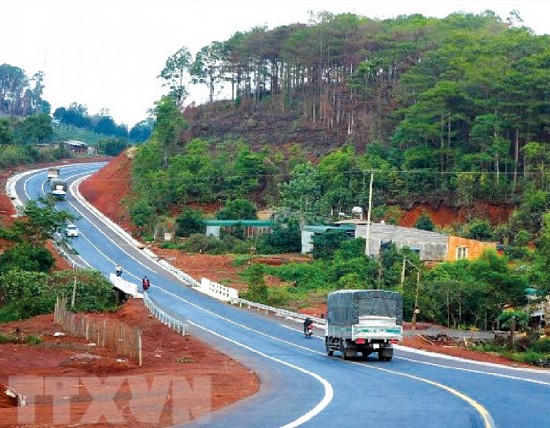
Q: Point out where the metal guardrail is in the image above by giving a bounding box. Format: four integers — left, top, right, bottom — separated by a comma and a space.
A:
142, 291, 189, 336
231, 297, 327, 327
8, 168, 322, 333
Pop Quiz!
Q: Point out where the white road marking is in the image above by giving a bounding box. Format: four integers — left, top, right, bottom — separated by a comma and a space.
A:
16, 164, 498, 427
396, 353, 550, 386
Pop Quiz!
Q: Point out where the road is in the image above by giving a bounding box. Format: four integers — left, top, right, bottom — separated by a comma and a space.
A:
12, 163, 550, 428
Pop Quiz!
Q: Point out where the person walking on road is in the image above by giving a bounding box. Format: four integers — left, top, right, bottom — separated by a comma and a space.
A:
115, 264, 123, 277
142, 276, 150, 291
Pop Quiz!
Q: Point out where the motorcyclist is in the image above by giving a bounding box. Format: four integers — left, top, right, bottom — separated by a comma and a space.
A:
303, 317, 313, 334
142, 275, 150, 291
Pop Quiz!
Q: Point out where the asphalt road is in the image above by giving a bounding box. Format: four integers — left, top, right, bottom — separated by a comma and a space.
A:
12, 163, 550, 428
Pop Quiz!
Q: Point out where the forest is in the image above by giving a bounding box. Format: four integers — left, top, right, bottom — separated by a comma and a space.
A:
132, 11, 550, 242
1, 11, 550, 351
127, 11, 550, 344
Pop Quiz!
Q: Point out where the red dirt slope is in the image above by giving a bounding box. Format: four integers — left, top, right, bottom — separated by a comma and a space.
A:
79, 151, 135, 231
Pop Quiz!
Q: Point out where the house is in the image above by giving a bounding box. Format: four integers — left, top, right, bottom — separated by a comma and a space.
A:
301, 220, 496, 262
64, 140, 89, 154
203, 220, 273, 239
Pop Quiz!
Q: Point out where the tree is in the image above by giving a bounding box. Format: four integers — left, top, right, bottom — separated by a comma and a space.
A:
464, 219, 493, 241
279, 162, 322, 221
13, 114, 53, 145
151, 96, 187, 168
175, 208, 204, 237
311, 230, 349, 260
216, 199, 257, 220
414, 212, 434, 231
98, 137, 127, 156
497, 309, 529, 349
128, 198, 156, 235
533, 212, 550, 295
0, 244, 54, 274
11, 199, 73, 245
129, 119, 154, 143
256, 216, 301, 254
0, 64, 27, 115
243, 263, 268, 303
158, 47, 192, 107
191, 41, 227, 103
0, 118, 14, 145
53, 103, 90, 128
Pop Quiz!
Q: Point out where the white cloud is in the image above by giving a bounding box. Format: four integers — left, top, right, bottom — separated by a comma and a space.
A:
1, 0, 547, 127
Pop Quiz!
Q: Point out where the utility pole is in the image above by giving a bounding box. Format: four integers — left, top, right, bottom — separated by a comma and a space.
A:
365, 171, 374, 257
401, 257, 421, 330
411, 270, 420, 330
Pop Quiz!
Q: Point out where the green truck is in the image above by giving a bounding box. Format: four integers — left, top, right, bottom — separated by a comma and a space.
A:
325, 289, 403, 361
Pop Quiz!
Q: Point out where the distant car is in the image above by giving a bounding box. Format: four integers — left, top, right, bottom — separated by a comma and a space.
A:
65, 224, 79, 237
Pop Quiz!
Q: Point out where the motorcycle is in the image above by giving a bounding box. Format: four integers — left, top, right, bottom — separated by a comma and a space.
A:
304, 324, 314, 338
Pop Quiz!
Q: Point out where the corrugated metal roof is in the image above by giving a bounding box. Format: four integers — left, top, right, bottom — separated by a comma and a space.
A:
203, 220, 273, 226
302, 225, 350, 233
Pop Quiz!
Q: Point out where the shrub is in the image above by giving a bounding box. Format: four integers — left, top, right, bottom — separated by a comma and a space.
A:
175, 208, 204, 237
241, 264, 268, 303
465, 219, 493, 241
216, 199, 257, 220
415, 212, 434, 231
181, 233, 227, 254
0, 244, 55, 274
26, 335, 42, 345
256, 219, 301, 254
529, 338, 550, 353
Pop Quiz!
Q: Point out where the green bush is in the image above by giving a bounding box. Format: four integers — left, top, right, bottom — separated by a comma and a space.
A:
511, 350, 547, 365
267, 286, 292, 307
256, 219, 301, 254
264, 260, 328, 290
0, 333, 16, 344
181, 233, 227, 254
26, 335, 42, 345
415, 212, 435, 231
529, 338, 550, 353
0, 244, 55, 274
175, 208, 205, 237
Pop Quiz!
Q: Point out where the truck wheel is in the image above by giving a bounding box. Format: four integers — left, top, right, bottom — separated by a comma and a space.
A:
378, 349, 393, 362
340, 342, 348, 360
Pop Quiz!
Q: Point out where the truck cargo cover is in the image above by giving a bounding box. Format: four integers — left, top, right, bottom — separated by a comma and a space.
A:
327, 289, 403, 325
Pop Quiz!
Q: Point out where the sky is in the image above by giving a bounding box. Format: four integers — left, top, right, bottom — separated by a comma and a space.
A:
1, 0, 549, 128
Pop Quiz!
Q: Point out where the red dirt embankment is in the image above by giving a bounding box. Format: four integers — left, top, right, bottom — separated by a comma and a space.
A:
0, 153, 530, 427
399, 201, 514, 227
79, 151, 135, 231
0, 299, 259, 427
78, 152, 529, 369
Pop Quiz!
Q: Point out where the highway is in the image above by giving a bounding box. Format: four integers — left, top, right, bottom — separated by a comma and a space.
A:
12, 162, 550, 427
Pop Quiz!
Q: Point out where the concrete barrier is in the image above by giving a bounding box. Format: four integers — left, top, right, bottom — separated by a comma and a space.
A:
198, 278, 239, 302
109, 273, 143, 298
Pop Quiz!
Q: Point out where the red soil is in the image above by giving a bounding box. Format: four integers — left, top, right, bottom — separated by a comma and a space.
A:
0, 153, 531, 427
399, 201, 515, 228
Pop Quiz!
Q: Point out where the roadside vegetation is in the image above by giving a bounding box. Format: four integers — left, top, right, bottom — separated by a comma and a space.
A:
0, 199, 118, 321
1, 11, 549, 364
